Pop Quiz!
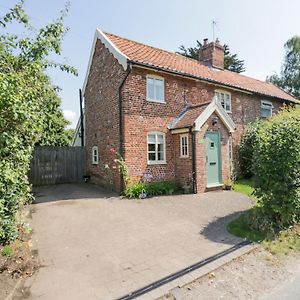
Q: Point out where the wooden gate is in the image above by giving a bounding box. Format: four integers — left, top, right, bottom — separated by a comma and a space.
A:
28, 146, 85, 185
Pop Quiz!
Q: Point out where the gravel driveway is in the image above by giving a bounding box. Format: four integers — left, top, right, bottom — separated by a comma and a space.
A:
18, 184, 253, 300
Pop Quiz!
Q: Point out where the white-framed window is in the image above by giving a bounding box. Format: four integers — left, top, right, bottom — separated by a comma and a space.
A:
147, 132, 166, 164
180, 134, 189, 158
261, 100, 273, 118
92, 146, 99, 164
146, 75, 165, 103
215, 90, 231, 112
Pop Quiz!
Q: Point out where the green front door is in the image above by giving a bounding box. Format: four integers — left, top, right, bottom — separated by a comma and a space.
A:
206, 132, 221, 187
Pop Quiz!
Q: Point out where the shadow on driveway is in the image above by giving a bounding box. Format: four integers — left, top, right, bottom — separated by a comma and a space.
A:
200, 210, 246, 245
32, 183, 118, 204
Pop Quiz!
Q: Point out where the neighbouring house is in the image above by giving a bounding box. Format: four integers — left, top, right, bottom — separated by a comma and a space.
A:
83, 29, 297, 193
72, 111, 85, 147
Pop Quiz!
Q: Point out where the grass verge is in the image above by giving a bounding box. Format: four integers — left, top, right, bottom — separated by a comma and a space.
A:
227, 215, 266, 242
263, 224, 300, 258
233, 178, 256, 199
228, 214, 300, 258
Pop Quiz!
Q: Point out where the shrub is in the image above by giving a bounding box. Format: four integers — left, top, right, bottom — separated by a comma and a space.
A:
239, 121, 262, 178
252, 107, 300, 230
124, 181, 179, 198
1, 245, 13, 257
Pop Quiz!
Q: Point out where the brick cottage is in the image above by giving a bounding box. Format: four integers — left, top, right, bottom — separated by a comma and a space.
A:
82, 29, 296, 193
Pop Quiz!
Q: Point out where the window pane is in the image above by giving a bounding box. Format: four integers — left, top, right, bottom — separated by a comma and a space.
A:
261, 108, 271, 118
148, 144, 155, 152
147, 78, 155, 99
148, 134, 155, 143
157, 151, 164, 160
155, 79, 164, 101
225, 95, 230, 110
148, 152, 156, 161
157, 134, 164, 144
157, 143, 164, 152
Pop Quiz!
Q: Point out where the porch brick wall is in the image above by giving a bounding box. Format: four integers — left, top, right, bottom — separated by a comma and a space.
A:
195, 113, 230, 193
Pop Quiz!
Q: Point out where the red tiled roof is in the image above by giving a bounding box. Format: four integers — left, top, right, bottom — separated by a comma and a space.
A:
105, 32, 296, 103
170, 103, 209, 129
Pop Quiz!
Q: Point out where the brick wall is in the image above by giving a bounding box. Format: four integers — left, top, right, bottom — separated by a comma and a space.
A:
84, 40, 127, 191
173, 133, 193, 189
121, 66, 284, 189
85, 45, 286, 192
194, 113, 230, 193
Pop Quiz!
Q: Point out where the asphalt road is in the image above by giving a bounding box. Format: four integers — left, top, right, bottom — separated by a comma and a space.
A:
262, 266, 300, 300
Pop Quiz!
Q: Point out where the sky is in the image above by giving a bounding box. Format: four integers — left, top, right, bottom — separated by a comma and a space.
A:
2, 0, 300, 128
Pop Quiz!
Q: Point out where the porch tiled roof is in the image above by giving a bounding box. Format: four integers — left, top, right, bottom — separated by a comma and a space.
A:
170, 103, 209, 129
105, 32, 297, 103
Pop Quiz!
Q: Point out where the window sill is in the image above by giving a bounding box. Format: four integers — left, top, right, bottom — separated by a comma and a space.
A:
146, 98, 165, 104
180, 155, 189, 159
147, 161, 167, 165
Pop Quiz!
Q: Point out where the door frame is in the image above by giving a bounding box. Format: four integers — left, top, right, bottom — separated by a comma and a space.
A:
205, 131, 222, 188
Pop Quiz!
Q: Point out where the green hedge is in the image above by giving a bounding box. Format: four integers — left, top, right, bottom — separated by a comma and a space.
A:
239, 121, 261, 178
0, 3, 76, 244
124, 181, 179, 198
252, 107, 300, 231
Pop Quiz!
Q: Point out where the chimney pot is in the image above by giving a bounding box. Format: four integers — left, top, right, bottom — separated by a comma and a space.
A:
203, 38, 208, 46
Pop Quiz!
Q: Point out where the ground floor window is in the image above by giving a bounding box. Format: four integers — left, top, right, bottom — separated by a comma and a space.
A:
147, 132, 166, 164
180, 134, 189, 157
92, 146, 98, 164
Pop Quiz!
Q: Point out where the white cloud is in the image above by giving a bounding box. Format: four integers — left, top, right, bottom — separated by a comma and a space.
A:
63, 109, 77, 129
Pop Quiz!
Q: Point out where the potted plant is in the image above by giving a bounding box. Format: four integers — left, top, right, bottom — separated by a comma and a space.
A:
182, 184, 191, 194
223, 177, 233, 190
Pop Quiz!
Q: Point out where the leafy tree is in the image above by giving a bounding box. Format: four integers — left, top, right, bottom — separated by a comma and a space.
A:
267, 36, 300, 99
65, 128, 75, 146
37, 87, 71, 146
223, 45, 245, 73
0, 1, 76, 243
177, 40, 203, 60
177, 42, 245, 73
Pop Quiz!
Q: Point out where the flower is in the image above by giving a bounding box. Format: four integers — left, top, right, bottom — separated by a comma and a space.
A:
109, 148, 117, 154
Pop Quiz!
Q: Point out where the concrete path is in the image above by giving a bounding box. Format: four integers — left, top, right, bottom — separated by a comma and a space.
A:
17, 184, 253, 300
261, 265, 300, 300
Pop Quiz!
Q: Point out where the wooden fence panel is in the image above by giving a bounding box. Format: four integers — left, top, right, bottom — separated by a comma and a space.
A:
28, 146, 85, 185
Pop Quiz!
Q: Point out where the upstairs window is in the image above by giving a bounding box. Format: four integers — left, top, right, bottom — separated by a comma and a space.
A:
147, 132, 166, 164
180, 134, 189, 158
146, 75, 165, 103
215, 90, 231, 112
92, 146, 98, 164
261, 100, 273, 118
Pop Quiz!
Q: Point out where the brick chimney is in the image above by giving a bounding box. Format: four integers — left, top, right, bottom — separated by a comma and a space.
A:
198, 38, 224, 70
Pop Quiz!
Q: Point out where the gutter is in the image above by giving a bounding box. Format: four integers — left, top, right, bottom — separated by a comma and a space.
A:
118, 63, 132, 191
190, 126, 197, 194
